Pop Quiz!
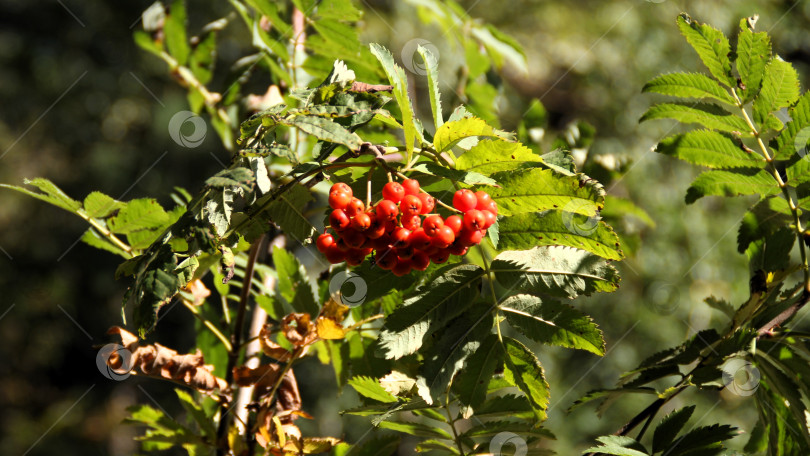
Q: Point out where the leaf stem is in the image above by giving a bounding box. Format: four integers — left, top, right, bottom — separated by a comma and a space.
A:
265, 346, 304, 410
158, 51, 230, 127
366, 164, 375, 208
217, 234, 265, 452
181, 299, 233, 352
79, 212, 135, 257
221, 294, 231, 325
345, 314, 384, 332
444, 393, 466, 456
224, 161, 373, 238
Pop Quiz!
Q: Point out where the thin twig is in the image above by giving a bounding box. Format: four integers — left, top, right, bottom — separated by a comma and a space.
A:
757, 289, 810, 336
217, 234, 266, 453
80, 213, 135, 256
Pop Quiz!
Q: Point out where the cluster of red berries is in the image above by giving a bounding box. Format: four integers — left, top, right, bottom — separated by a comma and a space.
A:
315, 179, 497, 276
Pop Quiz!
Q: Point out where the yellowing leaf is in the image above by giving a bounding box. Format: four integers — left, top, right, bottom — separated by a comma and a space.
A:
273, 416, 286, 447
321, 298, 349, 322
316, 318, 345, 339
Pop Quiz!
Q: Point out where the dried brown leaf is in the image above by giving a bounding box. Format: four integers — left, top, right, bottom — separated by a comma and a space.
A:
106, 326, 228, 393
182, 278, 210, 306
350, 81, 393, 93
281, 313, 317, 347
259, 324, 291, 360
275, 370, 302, 421
233, 364, 281, 388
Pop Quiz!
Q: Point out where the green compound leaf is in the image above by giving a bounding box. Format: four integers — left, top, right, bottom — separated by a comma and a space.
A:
459, 420, 555, 440
205, 167, 254, 190
346, 436, 401, 456
347, 376, 398, 403
496, 211, 623, 260
660, 423, 739, 455
677, 13, 734, 87
656, 130, 764, 169
500, 337, 549, 421
272, 245, 318, 315
684, 168, 780, 204
188, 29, 216, 88
175, 389, 216, 440
774, 91, 810, 160
258, 183, 315, 243
164, 0, 190, 66
500, 294, 605, 355
370, 44, 418, 156
568, 388, 658, 413
83, 191, 126, 218
753, 57, 800, 128
737, 196, 793, 253
584, 435, 649, 456
454, 334, 500, 417
377, 420, 453, 440
129, 243, 190, 337
417, 44, 443, 128
640, 102, 749, 133
472, 23, 528, 74
108, 198, 170, 234
124, 403, 208, 453
81, 229, 130, 258
469, 394, 534, 420
455, 139, 544, 175
736, 19, 771, 102
133, 30, 164, 58
642, 72, 734, 104
433, 116, 496, 152
284, 115, 364, 151
787, 157, 810, 185
491, 246, 620, 298
652, 406, 695, 454
416, 306, 492, 404
480, 168, 604, 217
0, 177, 82, 213
378, 264, 484, 359
410, 162, 497, 186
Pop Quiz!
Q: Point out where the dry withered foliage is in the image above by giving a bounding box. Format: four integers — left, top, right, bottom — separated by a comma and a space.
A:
350, 81, 393, 93
181, 278, 211, 306
241, 367, 313, 450
235, 306, 353, 453
259, 324, 291, 360
255, 372, 342, 455
106, 326, 228, 394
233, 363, 282, 390
281, 313, 318, 347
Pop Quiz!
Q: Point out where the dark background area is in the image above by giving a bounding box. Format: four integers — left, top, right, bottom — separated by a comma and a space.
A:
1, 1, 809, 454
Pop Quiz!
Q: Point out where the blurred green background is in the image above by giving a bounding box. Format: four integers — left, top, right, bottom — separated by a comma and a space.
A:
1, 0, 809, 454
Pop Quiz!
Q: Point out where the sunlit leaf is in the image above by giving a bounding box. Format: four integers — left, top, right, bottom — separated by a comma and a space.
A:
492, 246, 620, 298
